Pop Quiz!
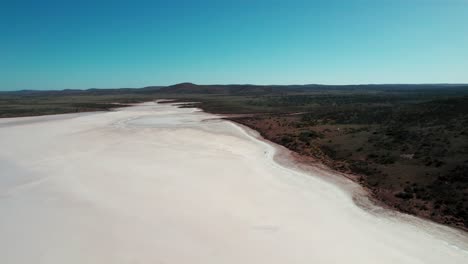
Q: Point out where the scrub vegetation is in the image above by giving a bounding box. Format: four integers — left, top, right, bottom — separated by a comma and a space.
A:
2, 82, 468, 230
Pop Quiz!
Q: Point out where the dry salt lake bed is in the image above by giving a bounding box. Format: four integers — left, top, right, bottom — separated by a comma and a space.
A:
1, 101, 468, 263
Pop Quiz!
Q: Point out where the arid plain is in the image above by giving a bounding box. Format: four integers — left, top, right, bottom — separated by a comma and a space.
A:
0, 102, 467, 263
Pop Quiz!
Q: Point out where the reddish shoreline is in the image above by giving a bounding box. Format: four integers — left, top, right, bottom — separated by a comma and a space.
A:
223, 115, 468, 233
2, 99, 467, 233
158, 99, 468, 232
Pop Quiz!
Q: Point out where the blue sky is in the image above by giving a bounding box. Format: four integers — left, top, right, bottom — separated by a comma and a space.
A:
1, 0, 467, 90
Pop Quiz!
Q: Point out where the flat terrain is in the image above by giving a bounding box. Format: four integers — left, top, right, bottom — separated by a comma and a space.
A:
1, 102, 467, 263
219, 94, 468, 230
160, 84, 468, 230
1, 83, 468, 230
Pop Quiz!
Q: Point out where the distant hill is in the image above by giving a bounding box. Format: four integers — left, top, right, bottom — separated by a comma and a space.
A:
156, 82, 276, 95
2, 83, 468, 96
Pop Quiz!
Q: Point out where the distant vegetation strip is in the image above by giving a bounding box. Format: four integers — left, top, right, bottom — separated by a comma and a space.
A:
1, 83, 468, 231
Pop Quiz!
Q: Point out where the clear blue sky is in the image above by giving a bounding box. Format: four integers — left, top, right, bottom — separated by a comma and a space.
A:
1, 0, 467, 90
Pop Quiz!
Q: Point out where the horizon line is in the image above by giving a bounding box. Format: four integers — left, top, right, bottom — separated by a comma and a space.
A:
2, 82, 468, 92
